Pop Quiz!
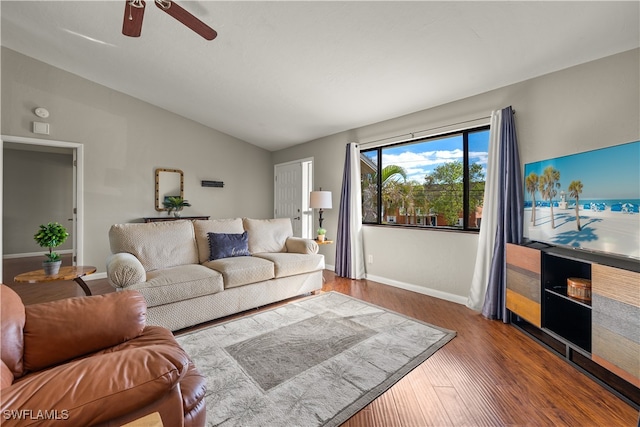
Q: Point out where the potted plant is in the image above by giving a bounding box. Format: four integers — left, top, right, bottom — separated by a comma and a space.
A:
317, 227, 327, 242
163, 196, 192, 217
34, 222, 69, 275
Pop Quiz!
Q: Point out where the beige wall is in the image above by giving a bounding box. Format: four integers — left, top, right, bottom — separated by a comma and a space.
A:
272, 48, 640, 304
1, 48, 274, 275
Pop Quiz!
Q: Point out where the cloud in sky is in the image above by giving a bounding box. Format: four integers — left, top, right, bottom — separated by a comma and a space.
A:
383, 149, 488, 182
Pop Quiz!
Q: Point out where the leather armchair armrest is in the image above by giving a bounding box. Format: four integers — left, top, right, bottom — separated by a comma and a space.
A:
1, 345, 189, 427
23, 291, 147, 372
285, 237, 319, 254
106, 253, 146, 289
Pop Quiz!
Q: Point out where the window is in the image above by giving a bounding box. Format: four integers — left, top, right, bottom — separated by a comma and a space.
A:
361, 126, 489, 231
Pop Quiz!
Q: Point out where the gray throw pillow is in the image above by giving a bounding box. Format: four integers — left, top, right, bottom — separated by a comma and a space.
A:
208, 232, 251, 260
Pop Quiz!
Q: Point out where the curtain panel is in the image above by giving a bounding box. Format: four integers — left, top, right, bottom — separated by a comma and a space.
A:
335, 143, 366, 279
467, 110, 502, 311
468, 106, 523, 320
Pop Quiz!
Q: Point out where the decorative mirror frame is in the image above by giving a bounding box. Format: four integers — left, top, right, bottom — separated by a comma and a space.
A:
155, 168, 184, 211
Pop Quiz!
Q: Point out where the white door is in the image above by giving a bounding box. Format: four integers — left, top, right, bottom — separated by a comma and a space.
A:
71, 149, 78, 264
274, 159, 313, 238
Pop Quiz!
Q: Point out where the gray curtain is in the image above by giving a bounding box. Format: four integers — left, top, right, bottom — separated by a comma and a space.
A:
335, 143, 365, 279
482, 106, 524, 321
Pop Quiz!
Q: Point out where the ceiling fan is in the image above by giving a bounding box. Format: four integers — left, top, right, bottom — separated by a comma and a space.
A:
122, 0, 217, 40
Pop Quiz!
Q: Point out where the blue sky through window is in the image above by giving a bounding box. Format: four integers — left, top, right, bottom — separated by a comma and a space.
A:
379, 130, 489, 182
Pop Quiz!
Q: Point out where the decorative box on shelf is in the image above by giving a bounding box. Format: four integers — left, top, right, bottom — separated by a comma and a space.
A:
567, 277, 592, 302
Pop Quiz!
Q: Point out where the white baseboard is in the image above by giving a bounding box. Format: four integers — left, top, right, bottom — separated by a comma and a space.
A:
364, 273, 467, 305
323, 265, 466, 305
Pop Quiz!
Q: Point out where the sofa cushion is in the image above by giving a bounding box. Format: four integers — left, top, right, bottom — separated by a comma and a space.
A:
203, 257, 275, 289
129, 265, 224, 307
243, 218, 293, 254
253, 253, 325, 278
208, 232, 250, 261
109, 221, 198, 271
193, 219, 244, 263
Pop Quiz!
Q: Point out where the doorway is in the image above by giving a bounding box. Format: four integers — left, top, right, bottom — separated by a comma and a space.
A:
274, 158, 313, 238
1, 135, 84, 282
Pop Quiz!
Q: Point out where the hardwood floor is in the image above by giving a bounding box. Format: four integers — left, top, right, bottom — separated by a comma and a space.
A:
320, 272, 639, 427
3, 260, 638, 426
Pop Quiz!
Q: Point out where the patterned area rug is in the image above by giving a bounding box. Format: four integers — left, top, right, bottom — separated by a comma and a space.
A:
176, 291, 456, 427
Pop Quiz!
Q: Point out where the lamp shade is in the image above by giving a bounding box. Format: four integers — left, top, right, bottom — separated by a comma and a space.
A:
309, 191, 332, 209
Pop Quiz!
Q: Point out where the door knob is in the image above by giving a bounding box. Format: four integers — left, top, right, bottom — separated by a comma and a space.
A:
293, 217, 301, 220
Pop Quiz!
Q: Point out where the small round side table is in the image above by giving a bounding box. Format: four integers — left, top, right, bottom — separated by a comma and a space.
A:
14, 266, 97, 296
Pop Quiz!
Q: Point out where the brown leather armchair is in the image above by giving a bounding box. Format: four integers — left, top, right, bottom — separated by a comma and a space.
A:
0, 285, 206, 427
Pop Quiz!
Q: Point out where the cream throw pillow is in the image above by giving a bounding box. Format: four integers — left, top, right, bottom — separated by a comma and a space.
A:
109, 221, 198, 271
242, 218, 293, 254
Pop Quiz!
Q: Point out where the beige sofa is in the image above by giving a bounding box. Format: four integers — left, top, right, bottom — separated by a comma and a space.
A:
106, 218, 324, 331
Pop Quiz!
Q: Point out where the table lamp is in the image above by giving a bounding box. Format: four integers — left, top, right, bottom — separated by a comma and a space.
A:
309, 189, 332, 230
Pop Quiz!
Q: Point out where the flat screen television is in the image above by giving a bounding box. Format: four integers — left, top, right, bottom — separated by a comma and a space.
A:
523, 140, 639, 260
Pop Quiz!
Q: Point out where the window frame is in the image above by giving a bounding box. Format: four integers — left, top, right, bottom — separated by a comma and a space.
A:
361, 125, 490, 233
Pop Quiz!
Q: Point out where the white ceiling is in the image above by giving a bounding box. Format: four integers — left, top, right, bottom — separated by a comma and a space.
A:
1, 1, 638, 151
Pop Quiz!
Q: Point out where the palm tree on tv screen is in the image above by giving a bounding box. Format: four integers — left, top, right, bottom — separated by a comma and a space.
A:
568, 180, 583, 231
526, 172, 539, 225
539, 166, 561, 229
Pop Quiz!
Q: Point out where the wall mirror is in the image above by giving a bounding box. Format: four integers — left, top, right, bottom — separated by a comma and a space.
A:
155, 168, 184, 211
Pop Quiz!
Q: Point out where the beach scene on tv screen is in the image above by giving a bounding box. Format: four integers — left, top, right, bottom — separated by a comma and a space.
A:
523, 140, 639, 260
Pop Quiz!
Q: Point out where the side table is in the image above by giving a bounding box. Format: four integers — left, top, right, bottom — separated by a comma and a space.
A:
14, 266, 97, 296
122, 412, 163, 427
316, 239, 334, 245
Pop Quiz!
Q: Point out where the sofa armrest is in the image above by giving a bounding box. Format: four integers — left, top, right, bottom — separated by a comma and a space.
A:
0, 345, 189, 427
23, 291, 147, 372
285, 237, 319, 254
107, 253, 146, 289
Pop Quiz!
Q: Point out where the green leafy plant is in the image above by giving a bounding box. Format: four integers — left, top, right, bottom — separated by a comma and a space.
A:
317, 228, 326, 236
163, 196, 192, 215
34, 222, 69, 262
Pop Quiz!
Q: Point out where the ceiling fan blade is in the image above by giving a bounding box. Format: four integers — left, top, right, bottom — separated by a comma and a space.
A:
155, 1, 217, 40
122, 0, 146, 37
